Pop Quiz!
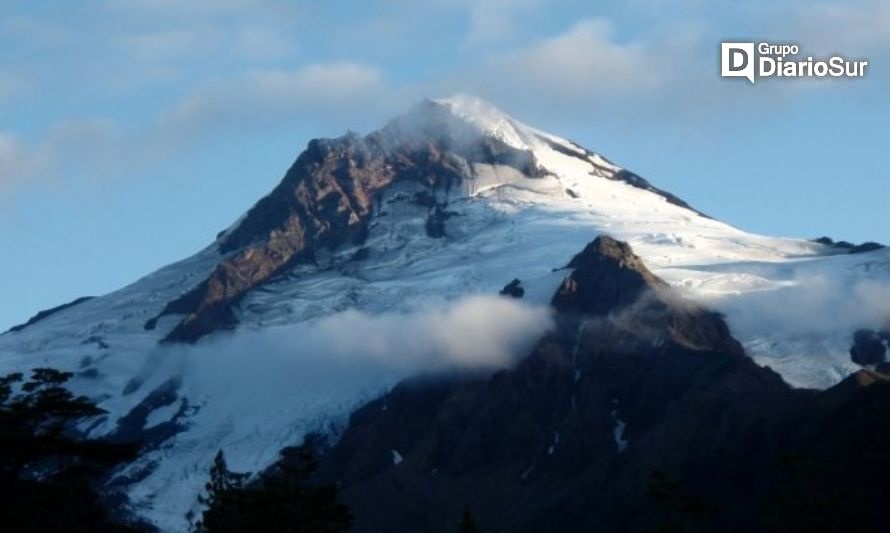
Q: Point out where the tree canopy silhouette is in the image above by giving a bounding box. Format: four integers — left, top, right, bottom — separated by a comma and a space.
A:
196, 443, 352, 533
0, 368, 140, 531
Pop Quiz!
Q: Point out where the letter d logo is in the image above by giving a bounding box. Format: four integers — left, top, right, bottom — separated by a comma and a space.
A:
721, 42, 755, 83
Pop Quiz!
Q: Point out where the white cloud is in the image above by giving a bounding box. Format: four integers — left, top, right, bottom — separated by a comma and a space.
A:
434, 12, 876, 127
123, 293, 552, 526
790, 1, 890, 56
42, 118, 128, 176
116, 15, 298, 64
455, 0, 544, 47
0, 118, 127, 192
0, 57, 391, 196
715, 275, 890, 339
3, 0, 888, 199
186, 295, 554, 391
304, 295, 553, 371
161, 62, 388, 136
442, 17, 720, 122
494, 19, 665, 97
0, 133, 30, 190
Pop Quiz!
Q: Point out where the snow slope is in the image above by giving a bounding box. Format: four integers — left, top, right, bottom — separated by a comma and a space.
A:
1, 95, 888, 531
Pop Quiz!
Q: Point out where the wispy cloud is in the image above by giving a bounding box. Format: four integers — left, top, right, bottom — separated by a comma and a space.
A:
467, 18, 670, 105
435, 16, 753, 125
708, 273, 890, 338
1, 0, 887, 196
0, 133, 31, 191
181, 295, 554, 389
161, 62, 388, 136
789, 0, 890, 55
446, 0, 544, 47
0, 59, 388, 194
0, 118, 125, 193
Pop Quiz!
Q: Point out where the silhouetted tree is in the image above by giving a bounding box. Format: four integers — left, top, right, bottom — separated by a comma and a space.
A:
197, 443, 352, 533
195, 450, 251, 532
0, 368, 140, 531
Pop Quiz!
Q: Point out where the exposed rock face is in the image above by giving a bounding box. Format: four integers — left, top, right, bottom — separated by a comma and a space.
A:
813, 236, 887, 255
552, 236, 665, 315
850, 329, 888, 366
534, 134, 707, 217
499, 279, 524, 299
608, 169, 708, 218
552, 236, 743, 356
305, 235, 890, 532
849, 242, 887, 254
314, 236, 797, 532
108, 378, 187, 448
424, 206, 456, 238
147, 101, 544, 343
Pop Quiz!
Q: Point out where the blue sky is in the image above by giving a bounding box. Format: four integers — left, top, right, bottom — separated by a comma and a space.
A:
1, 0, 888, 330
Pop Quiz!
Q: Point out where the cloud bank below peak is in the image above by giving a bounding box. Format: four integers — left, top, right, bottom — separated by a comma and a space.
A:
194, 295, 555, 377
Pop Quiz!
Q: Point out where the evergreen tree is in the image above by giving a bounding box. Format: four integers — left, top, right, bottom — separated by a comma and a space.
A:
196, 450, 251, 532
197, 443, 352, 533
0, 368, 140, 532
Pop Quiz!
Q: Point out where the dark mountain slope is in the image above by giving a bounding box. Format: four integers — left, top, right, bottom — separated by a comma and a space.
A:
314, 236, 890, 533
314, 237, 791, 531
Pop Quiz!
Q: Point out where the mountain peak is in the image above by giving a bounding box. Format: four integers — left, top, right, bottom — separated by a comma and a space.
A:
433, 93, 507, 116
433, 94, 524, 138
384, 95, 542, 153
144, 97, 708, 343
552, 235, 665, 317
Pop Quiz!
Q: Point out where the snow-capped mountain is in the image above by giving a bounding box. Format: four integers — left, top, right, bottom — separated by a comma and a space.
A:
1, 95, 888, 531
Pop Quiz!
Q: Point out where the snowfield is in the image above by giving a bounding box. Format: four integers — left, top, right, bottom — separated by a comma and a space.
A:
1, 95, 888, 531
